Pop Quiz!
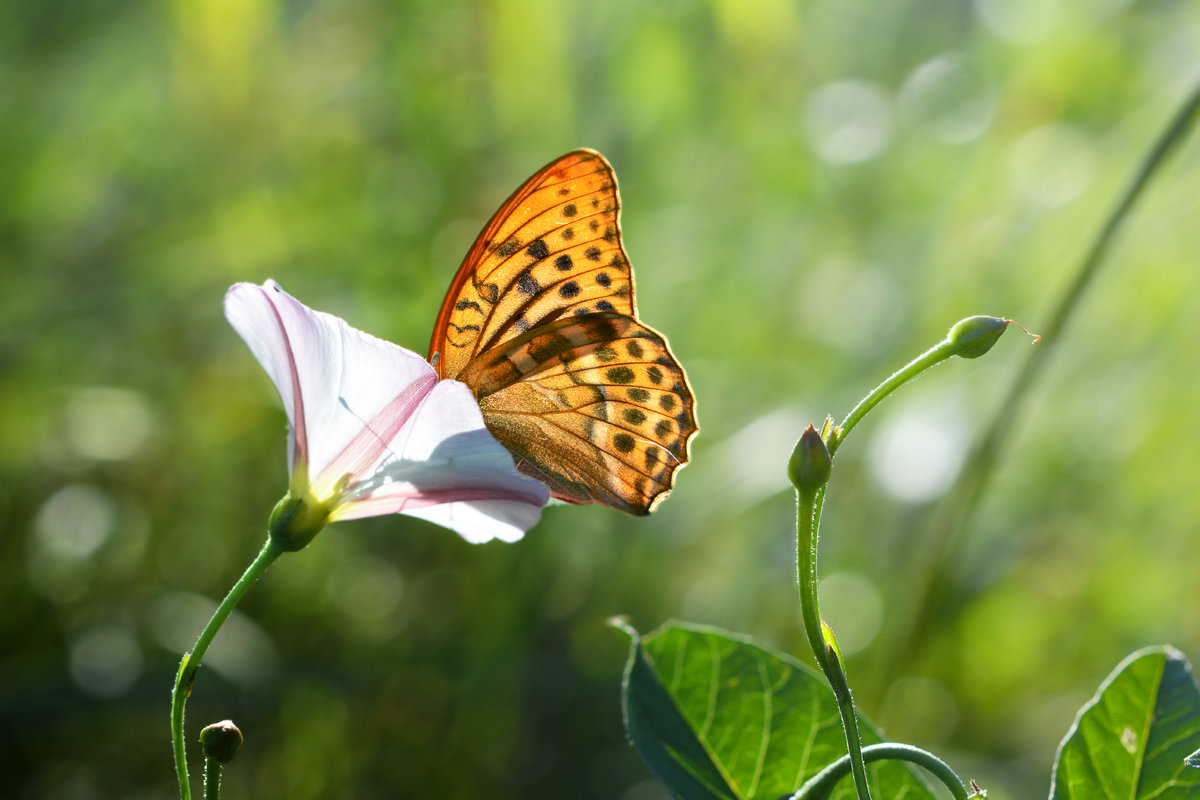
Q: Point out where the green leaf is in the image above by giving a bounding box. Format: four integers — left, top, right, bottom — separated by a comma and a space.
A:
616, 619, 940, 800
1051, 645, 1200, 799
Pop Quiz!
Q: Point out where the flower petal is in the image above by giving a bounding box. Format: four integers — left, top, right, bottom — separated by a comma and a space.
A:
224, 281, 436, 486
225, 281, 549, 543
331, 380, 550, 543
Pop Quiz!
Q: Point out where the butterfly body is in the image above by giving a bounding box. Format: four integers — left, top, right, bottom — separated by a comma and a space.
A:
430, 150, 696, 515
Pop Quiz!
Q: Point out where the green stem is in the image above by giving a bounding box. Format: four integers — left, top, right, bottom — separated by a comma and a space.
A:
796, 486, 871, 800
796, 487, 829, 674
171, 539, 284, 800
896, 77, 1200, 670
791, 742, 972, 800
203, 756, 222, 800
832, 686, 872, 800
830, 339, 959, 456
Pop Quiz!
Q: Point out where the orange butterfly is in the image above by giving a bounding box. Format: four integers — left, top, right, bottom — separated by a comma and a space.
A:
429, 149, 697, 515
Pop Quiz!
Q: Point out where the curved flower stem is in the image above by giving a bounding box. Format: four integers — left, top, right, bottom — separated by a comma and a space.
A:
829, 339, 959, 457
791, 742, 972, 800
171, 539, 284, 800
895, 77, 1200, 672
797, 485, 871, 800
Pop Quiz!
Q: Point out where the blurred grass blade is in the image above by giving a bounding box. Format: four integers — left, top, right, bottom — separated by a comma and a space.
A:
897, 79, 1200, 660
616, 620, 939, 800
1050, 646, 1200, 799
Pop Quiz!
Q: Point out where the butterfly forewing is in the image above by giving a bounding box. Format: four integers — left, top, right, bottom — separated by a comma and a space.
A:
430, 150, 635, 380
464, 314, 697, 515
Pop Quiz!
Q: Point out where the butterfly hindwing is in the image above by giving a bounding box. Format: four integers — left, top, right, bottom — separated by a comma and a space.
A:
459, 313, 697, 515
429, 149, 697, 514
430, 150, 635, 381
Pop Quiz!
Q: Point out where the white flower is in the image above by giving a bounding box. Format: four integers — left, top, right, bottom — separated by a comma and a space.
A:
224, 280, 549, 546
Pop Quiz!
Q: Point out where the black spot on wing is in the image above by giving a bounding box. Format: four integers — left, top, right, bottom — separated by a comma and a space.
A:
606, 366, 635, 384
518, 271, 540, 295
527, 238, 550, 262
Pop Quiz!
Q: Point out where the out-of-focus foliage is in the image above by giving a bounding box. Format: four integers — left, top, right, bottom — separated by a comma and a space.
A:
2, 1, 1199, 798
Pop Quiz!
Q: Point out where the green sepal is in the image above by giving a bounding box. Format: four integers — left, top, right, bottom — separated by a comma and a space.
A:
267, 493, 330, 552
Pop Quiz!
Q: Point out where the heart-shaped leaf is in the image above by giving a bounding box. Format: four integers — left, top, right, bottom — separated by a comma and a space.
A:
616, 619, 941, 800
1051, 645, 1200, 799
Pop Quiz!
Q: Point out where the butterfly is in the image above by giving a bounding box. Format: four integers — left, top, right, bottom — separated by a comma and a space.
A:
428, 149, 697, 515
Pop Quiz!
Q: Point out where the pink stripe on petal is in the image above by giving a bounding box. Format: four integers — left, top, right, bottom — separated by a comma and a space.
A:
258, 283, 310, 474
313, 372, 438, 494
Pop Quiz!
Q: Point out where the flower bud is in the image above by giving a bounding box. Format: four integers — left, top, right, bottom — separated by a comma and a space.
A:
788, 425, 832, 495
200, 720, 243, 764
946, 316, 1010, 359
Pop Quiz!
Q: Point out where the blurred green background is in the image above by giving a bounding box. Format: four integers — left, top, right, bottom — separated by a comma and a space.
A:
3, 0, 1200, 798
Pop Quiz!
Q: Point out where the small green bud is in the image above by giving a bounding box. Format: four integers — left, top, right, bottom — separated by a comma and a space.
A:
788, 425, 832, 494
267, 493, 329, 552
820, 621, 852, 698
820, 621, 843, 668
200, 720, 243, 764
946, 316, 1011, 359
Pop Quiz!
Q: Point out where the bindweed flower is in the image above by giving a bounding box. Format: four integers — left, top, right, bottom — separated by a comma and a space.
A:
224, 280, 550, 548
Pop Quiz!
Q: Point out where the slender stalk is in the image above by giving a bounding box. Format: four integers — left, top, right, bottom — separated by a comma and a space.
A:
791, 742, 971, 800
831, 686, 872, 800
203, 756, 222, 800
830, 339, 959, 456
796, 487, 830, 675
897, 78, 1200, 666
171, 539, 284, 800
796, 485, 871, 800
